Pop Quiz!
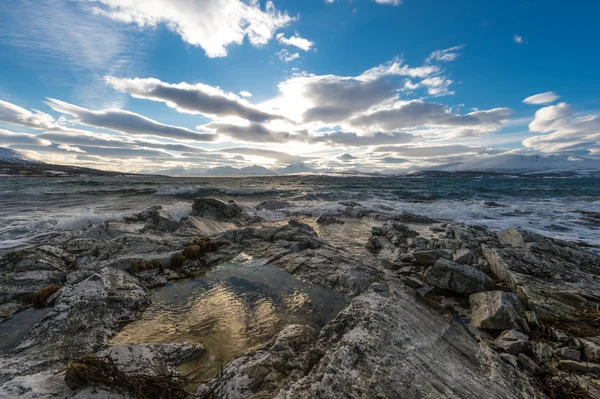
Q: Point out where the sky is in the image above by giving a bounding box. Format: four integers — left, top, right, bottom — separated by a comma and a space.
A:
0, 0, 599, 174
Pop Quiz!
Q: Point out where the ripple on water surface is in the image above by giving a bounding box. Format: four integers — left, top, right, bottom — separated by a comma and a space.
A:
110, 257, 348, 381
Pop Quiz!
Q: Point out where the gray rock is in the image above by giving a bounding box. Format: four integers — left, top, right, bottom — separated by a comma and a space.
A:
493, 330, 530, 355
518, 354, 546, 376
315, 212, 344, 225
525, 311, 542, 327
412, 250, 452, 266
532, 342, 553, 364
192, 197, 244, 221
558, 360, 600, 374
366, 236, 384, 251
482, 228, 600, 324
500, 353, 519, 368
392, 212, 439, 224
454, 249, 476, 265
0, 303, 21, 322
425, 258, 495, 294
142, 206, 180, 232
470, 291, 529, 332
578, 338, 600, 362
64, 238, 100, 253
555, 348, 581, 361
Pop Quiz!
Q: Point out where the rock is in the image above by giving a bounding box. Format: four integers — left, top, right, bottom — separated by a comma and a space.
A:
470, 291, 529, 332
518, 354, 546, 376
392, 212, 439, 224
64, 238, 100, 253
315, 212, 344, 225
256, 199, 290, 211
402, 276, 425, 289
454, 249, 476, 265
425, 258, 495, 294
500, 353, 519, 368
142, 206, 180, 232
578, 338, 600, 362
412, 250, 452, 266
532, 342, 553, 364
288, 220, 315, 233
409, 236, 431, 250
482, 229, 600, 324
484, 201, 508, 208
0, 302, 21, 322
365, 236, 383, 251
497, 228, 526, 248
493, 330, 530, 355
525, 311, 542, 327
555, 348, 581, 361
192, 197, 244, 221
558, 360, 600, 374
204, 281, 541, 399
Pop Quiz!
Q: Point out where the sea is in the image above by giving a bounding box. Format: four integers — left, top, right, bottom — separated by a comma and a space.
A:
1, 174, 599, 251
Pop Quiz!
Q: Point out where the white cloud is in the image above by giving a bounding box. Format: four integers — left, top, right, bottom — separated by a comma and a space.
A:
239, 91, 253, 97
106, 77, 279, 122
45, 98, 214, 141
374, 0, 401, 5
277, 49, 300, 62
90, 0, 294, 58
426, 45, 465, 63
0, 129, 52, 146
373, 144, 499, 158
0, 99, 60, 130
276, 33, 314, 51
513, 35, 525, 44
523, 91, 560, 105
523, 102, 600, 155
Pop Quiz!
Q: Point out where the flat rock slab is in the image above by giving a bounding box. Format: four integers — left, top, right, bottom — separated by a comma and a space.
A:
425, 258, 495, 294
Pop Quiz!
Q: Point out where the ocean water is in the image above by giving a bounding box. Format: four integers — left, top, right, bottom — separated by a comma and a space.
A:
0, 175, 599, 250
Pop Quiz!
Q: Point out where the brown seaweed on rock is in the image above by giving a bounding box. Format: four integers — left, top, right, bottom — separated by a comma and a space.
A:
31, 283, 61, 309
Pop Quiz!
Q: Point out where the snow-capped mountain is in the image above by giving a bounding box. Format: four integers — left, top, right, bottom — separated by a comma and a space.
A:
277, 162, 316, 174
0, 148, 38, 164
203, 165, 277, 176
413, 154, 600, 175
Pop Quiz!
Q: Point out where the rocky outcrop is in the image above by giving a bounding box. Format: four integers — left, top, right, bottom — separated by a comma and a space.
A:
192, 198, 244, 221
141, 206, 181, 232
482, 227, 600, 323
256, 199, 290, 211
425, 258, 495, 294
315, 212, 344, 225
0, 245, 74, 304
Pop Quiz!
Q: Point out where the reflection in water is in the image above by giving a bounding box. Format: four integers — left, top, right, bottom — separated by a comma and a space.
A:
110, 257, 347, 381
0, 307, 52, 354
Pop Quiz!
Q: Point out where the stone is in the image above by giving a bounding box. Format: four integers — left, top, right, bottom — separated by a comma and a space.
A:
500, 353, 519, 368
578, 338, 600, 362
551, 328, 570, 342
518, 354, 546, 376
412, 250, 452, 266
497, 228, 526, 248
410, 237, 431, 250
392, 212, 439, 224
0, 302, 21, 322
525, 311, 542, 327
315, 213, 344, 225
64, 238, 100, 253
559, 360, 600, 374
454, 249, 476, 265
470, 291, 529, 332
142, 206, 180, 232
366, 236, 384, 251
493, 330, 530, 355
532, 342, 553, 364
192, 197, 244, 221
402, 276, 425, 289
555, 348, 581, 361
425, 258, 495, 294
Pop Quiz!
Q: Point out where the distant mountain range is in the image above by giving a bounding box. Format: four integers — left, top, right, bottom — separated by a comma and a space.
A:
2, 147, 599, 177
0, 148, 134, 177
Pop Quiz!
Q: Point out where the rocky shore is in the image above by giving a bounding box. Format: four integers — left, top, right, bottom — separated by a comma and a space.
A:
1, 197, 600, 398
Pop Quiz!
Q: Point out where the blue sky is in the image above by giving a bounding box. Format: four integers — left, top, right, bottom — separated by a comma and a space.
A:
0, 0, 599, 174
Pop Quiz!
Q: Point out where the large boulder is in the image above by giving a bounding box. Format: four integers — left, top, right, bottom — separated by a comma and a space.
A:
470, 291, 529, 332
425, 258, 495, 294
141, 206, 180, 232
192, 197, 244, 220
256, 199, 290, 211
412, 250, 452, 266
315, 213, 344, 225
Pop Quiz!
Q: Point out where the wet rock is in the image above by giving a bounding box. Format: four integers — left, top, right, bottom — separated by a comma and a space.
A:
558, 360, 600, 374
484, 201, 508, 208
470, 291, 529, 332
425, 258, 495, 294
0, 302, 21, 322
412, 249, 452, 266
64, 238, 101, 253
493, 330, 530, 355
454, 249, 476, 265
555, 347, 581, 361
288, 219, 315, 233
482, 228, 600, 324
192, 197, 244, 221
142, 206, 180, 232
256, 199, 290, 211
315, 212, 344, 225
366, 236, 384, 251
392, 212, 439, 224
